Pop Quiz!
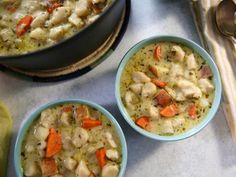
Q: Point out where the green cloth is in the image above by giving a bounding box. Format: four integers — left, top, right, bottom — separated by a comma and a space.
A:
0, 102, 12, 177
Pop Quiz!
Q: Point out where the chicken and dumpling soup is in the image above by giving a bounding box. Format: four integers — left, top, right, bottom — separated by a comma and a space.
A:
120, 42, 215, 136
21, 104, 122, 177
0, 0, 112, 56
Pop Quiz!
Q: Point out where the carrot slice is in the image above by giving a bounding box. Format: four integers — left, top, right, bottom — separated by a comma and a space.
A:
135, 116, 149, 129
47, 2, 62, 13
160, 104, 178, 118
151, 78, 166, 88
148, 65, 158, 77
155, 89, 172, 107
154, 45, 161, 60
46, 128, 62, 158
81, 119, 102, 129
96, 148, 106, 168
40, 158, 58, 177
16, 15, 33, 37
62, 106, 73, 113
188, 104, 196, 119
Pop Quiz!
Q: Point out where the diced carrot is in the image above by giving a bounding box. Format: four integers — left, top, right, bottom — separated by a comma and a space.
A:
160, 104, 178, 118
77, 105, 90, 119
148, 65, 158, 77
81, 118, 102, 129
6, 5, 17, 13
40, 158, 58, 177
154, 45, 161, 60
46, 128, 62, 158
151, 78, 166, 88
96, 148, 106, 168
155, 89, 172, 107
62, 106, 73, 112
188, 104, 196, 119
16, 15, 33, 37
47, 2, 62, 13
135, 116, 150, 129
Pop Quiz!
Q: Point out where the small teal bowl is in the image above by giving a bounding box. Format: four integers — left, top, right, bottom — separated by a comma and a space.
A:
115, 35, 222, 141
14, 99, 127, 177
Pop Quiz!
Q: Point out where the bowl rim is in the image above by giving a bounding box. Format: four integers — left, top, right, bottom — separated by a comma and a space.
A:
14, 99, 127, 177
1, 0, 122, 60
115, 35, 222, 141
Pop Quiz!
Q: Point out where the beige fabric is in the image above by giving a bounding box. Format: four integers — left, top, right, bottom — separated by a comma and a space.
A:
191, 0, 236, 144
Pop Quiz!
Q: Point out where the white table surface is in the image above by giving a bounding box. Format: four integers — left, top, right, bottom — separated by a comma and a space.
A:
2, 0, 236, 177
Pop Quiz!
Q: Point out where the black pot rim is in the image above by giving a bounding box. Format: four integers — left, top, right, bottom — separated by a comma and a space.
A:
0, 0, 119, 61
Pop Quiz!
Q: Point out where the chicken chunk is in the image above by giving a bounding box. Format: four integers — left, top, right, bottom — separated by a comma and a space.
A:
101, 164, 119, 177
31, 12, 49, 28
199, 97, 210, 108
171, 45, 185, 62
148, 106, 160, 119
50, 7, 71, 25
105, 132, 117, 148
198, 78, 214, 93
72, 128, 89, 148
161, 120, 174, 134
132, 71, 151, 83
49, 26, 65, 40
0, 28, 14, 42
184, 70, 197, 84
175, 91, 186, 101
170, 63, 184, 78
76, 0, 90, 17
124, 91, 138, 110
69, 13, 84, 27
34, 126, 49, 141
186, 54, 198, 70
40, 109, 56, 128
151, 65, 169, 76
141, 82, 157, 98
172, 117, 185, 128
129, 83, 143, 95
106, 149, 119, 161
176, 79, 202, 98
75, 160, 91, 177
37, 140, 47, 150
24, 160, 40, 177
64, 157, 77, 171
30, 28, 47, 41
60, 112, 71, 126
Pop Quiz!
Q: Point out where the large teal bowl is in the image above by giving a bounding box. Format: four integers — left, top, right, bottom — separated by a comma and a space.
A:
14, 99, 127, 177
115, 35, 222, 141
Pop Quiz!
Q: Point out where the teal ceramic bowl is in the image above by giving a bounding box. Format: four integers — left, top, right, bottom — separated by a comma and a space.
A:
14, 99, 127, 177
115, 35, 222, 141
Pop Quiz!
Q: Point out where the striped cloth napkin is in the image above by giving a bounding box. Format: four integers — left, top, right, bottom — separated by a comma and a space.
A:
191, 0, 236, 144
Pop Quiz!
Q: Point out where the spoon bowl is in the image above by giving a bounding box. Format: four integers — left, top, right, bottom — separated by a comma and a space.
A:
216, 0, 236, 40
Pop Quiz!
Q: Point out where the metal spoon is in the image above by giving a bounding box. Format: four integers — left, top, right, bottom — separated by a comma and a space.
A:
215, 0, 236, 43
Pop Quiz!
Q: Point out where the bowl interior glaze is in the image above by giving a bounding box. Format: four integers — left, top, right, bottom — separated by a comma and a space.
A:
115, 35, 222, 141
14, 99, 127, 177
